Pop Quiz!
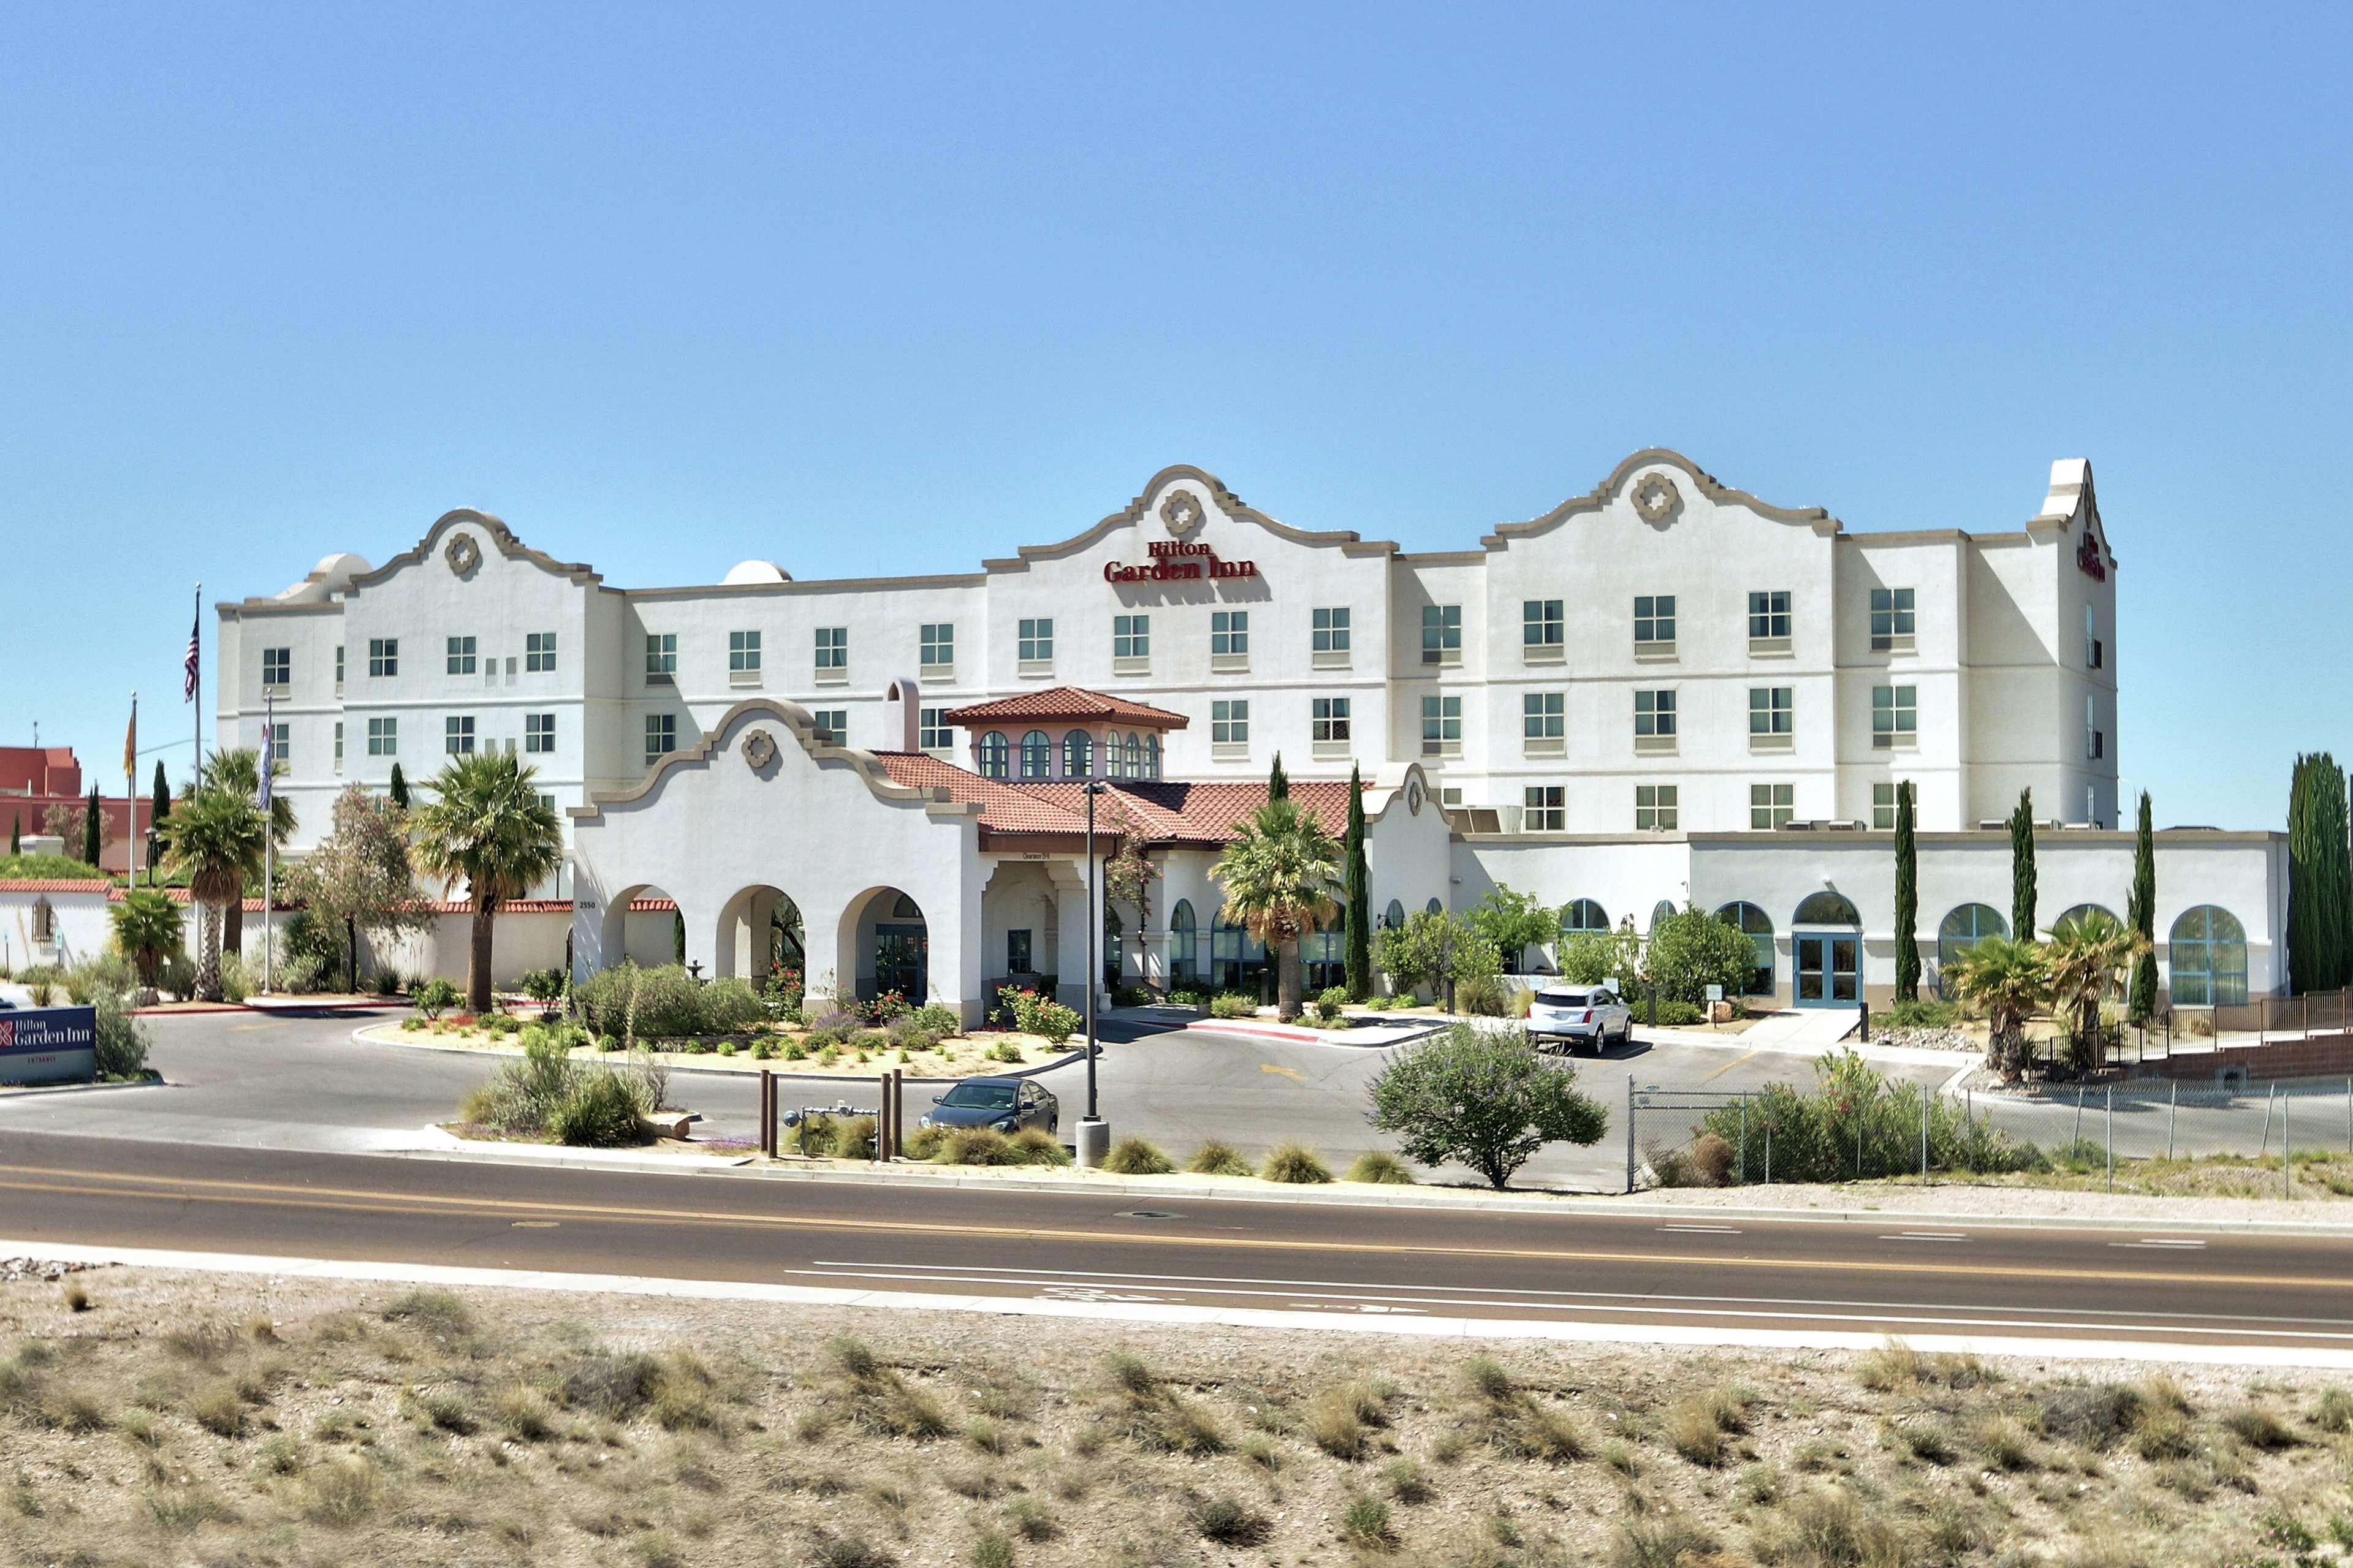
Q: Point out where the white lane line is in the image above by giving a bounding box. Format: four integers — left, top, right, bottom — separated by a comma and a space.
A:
1659, 1224, 1742, 1234
2113, 1239, 2208, 1250
8, 1237, 2353, 1369
808, 1259, 2353, 1335
1882, 1232, 1969, 1243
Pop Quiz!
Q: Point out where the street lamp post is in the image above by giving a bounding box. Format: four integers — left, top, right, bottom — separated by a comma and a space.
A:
1076, 778, 1110, 1167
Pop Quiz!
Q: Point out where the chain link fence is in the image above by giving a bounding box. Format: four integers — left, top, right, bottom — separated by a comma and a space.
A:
1622, 1075, 2353, 1195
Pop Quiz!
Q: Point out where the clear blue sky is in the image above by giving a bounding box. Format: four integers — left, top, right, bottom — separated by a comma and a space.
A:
4, 3, 2344, 828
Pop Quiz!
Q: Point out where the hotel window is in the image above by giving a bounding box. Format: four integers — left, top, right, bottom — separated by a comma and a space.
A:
1312, 607, 1351, 655
1870, 587, 1915, 651
920, 623, 954, 670
1747, 590, 1792, 641
1635, 784, 1679, 831
538, 793, 557, 816
1211, 610, 1248, 660
447, 635, 477, 676
1019, 730, 1051, 779
525, 713, 555, 754
366, 716, 397, 756
978, 730, 1009, 779
1523, 691, 1565, 740
333, 722, 343, 773
644, 713, 676, 766
1633, 595, 1676, 651
444, 715, 476, 755
1140, 733, 1158, 779
1312, 697, 1351, 743
1421, 604, 1461, 665
1018, 618, 1053, 663
2085, 604, 2102, 669
1103, 729, 1125, 779
810, 710, 846, 743
1748, 686, 1794, 736
1420, 695, 1461, 757
1112, 613, 1149, 661
1441, 787, 1462, 807
729, 630, 762, 673
1750, 782, 1795, 830
813, 626, 847, 672
1635, 688, 1676, 737
1522, 599, 1563, 648
367, 637, 398, 677
261, 647, 291, 689
1874, 781, 1899, 830
2086, 693, 2102, 760
1872, 684, 1917, 748
1212, 699, 1249, 746
525, 631, 557, 672
268, 721, 291, 767
1524, 785, 1566, 833
919, 708, 952, 751
1062, 730, 1092, 776
1006, 930, 1032, 974
644, 632, 676, 679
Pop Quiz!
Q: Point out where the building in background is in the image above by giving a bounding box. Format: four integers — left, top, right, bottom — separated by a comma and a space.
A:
0, 746, 151, 877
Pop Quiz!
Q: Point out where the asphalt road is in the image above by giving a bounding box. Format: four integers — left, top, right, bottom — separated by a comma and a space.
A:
0, 1009, 1952, 1192
0, 1129, 2347, 1353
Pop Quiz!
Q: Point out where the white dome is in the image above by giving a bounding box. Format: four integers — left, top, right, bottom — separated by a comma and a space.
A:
273, 551, 374, 603
723, 559, 791, 585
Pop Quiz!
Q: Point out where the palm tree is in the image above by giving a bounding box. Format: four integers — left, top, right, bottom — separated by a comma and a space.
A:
2045, 909, 2147, 1075
1945, 934, 2050, 1083
410, 751, 565, 1014
1211, 797, 1341, 1020
202, 748, 295, 958
110, 887, 184, 988
160, 784, 270, 1001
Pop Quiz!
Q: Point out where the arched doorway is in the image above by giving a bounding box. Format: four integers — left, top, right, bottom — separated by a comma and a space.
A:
840, 887, 929, 1006
1169, 900, 1199, 988
715, 885, 804, 982
1791, 890, 1861, 1007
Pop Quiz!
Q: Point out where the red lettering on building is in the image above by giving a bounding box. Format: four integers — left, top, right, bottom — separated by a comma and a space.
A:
1106, 548, 1258, 583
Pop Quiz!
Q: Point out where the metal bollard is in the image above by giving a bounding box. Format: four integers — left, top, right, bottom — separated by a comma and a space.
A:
1625, 1077, 1636, 1194
1858, 999, 1869, 1043
2106, 1086, 2114, 1194
2167, 1080, 2177, 1162
2285, 1091, 2293, 1201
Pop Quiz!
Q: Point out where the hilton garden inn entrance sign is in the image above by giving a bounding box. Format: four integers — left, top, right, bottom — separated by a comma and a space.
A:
0, 1006, 97, 1086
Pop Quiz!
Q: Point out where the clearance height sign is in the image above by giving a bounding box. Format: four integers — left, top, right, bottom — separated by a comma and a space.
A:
0, 1007, 97, 1085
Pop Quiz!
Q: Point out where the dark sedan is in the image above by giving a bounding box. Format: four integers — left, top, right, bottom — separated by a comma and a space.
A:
919, 1075, 1059, 1135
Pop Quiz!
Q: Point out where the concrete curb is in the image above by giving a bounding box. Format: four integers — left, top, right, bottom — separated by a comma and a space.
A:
1184, 1018, 1453, 1048
402, 1124, 755, 1174
346, 1022, 1085, 1085
0, 1075, 172, 1101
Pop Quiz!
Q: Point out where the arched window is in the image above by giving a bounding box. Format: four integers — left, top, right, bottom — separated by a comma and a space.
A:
1125, 732, 1143, 777
978, 731, 1009, 779
1715, 901, 1774, 994
1793, 891, 1861, 926
1936, 904, 2007, 999
2052, 903, 2121, 938
1143, 733, 1161, 780
1062, 730, 1092, 778
1385, 898, 1405, 930
1170, 899, 1198, 983
1426, 897, 1444, 915
1649, 900, 1677, 931
1019, 730, 1051, 779
1103, 729, 1125, 779
2169, 906, 2249, 1007
1562, 898, 1610, 934
891, 892, 923, 920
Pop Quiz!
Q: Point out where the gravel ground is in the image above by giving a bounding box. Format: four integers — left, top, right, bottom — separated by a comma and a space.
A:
1625, 1180, 2353, 1226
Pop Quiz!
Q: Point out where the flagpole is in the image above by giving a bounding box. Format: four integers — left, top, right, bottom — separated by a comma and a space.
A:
126, 694, 137, 888
262, 690, 274, 998
192, 584, 202, 790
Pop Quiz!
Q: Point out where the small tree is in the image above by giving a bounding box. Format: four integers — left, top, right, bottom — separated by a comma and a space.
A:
1367, 1025, 1608, 1189
1211, 797, 1341, 1020
2046, 909, 2145, 1074
1343, 765, 1372, 1000
2008, 787, 2038, 941
42, 801, 87, 856
411, 752, 565, 1013
1555, 926, 1642, 994
1893, 780, 1920, 1002
1266, 753, 1288, 802
285, 784, 435, 993
1374, 907, 1500, 1012
108, 887, 184, 986
2127, 790, 2159, 1024
389, 762, 410, 809
1641, 904, 1757, 1006
1466, 884, 1562, 974
148, 761, 172, 877
7, 814, 17, 854
82, 784, 102, 868
2287, 752, 2353, 994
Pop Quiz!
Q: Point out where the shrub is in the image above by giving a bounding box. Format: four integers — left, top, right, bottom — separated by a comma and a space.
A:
461, 1036, 585, 1133
1209, 992, 1256, 1020
625, 965, 707, 1039
411, 977, 460, 1020
1008, 1127, 1070, 1165
1339, 1496, 1392, 1547
2223, 1404, 2299, 1450
1012, 993, 1079, 1044
1650, 1132, 1736, 1187
91, 988, 152, 1079
984, 1039, 1021, 1063
1101, 1137, 1175, 1175
1652, 999, 1705, 1026
1315, 985, 1349, 1022
1343, 1151, 1415, 1184
1642, 904, 1762, 1006
970, 1531, 1014, 1568
517, 968, 567, 1004
1886, 998, 1961, 1029
1194, 1494, 1271, 1545
1698, 1048, 2044, 1183
1454, 973, 1510, 1016
702, 977, 766, 1032
829, 1115, 877, 1161
1368, 1024, 1609, 1188
935, 1128, 1017, 1166
64, 952, 137, 1005
2312, 1386, 2353, 1433
804, 1009, 860, 1048
1187, 1140, 1253, 1176
550, 1073, 648, 1148
1261, 1143, 1332, 1184
886, 1015, 938, 1053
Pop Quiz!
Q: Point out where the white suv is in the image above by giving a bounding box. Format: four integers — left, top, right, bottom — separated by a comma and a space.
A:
1526, 985, 1632, 1054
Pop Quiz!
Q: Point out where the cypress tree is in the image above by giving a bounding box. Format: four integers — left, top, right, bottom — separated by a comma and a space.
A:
2008, 787, 2037, 940
1266, 753, 1288, 802
2287, 752, 2353, 993
8, 814, 18, 855
389, 762, 409, 809
1344, 764, 1372, 999
2127, 790, 2157, 1023
82, 784, 102, 867
1893, 780, 1920, 1002
148, 763, 172, 877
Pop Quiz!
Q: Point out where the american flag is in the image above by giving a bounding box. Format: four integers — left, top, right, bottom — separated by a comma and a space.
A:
183, 616, 199, 701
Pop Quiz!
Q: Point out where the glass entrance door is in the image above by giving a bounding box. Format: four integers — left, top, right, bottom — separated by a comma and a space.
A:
875, 923, 928, 1001
1794, 934, 1859, 1006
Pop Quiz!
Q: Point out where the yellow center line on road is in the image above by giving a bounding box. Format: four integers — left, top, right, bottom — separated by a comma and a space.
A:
1260, 1064, 1308, 1081
1697, 1050, 1759, 1083
0, 1161, 2337, 1293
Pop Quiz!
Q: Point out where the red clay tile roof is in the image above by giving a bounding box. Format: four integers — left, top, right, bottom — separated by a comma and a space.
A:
940, 686, 1191, 730
872, 755, 1356, 847
0, 878, 112, 895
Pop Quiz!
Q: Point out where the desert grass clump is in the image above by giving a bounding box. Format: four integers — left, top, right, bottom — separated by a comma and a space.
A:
1340, 1495, 1393, 1548
2312, 1385, 2353, 1433
1969, 1414, 2034, 1471
1892, 1419, 1956, 1466
1101, 1351, 1155, 1396
293, 1455, 386, 1526
1665, 1399, 1733, 1468
825, 1337, 952, 1441
380, 1288, 475, 1342
1304, 1379, 1390, 1460
1195, 1493, 1272, 1546
61, 1284, 90, 1314
1097, 1352, 1223, 1453
808, 1534, 897, 1568
1186, 1140, 1255, 1176
1260, 1142, 1333, 1183
1004, 1495, 1056, 1542
1461, 1359, 1584, 1464
1101, 1137, 1176, 1175
1344, 1150, 1416, 1184
191, 1382, 247, 1438
419, 1390, 477, 1434
1381, 1456, 1432, 1502
145, 1485, 238, 1532
2037, 1382, 2145, 1451
2223, 1403, 2300, 1450
560, 1348, 664, 1418
497, 1383, 556, 1441
1007, 1127, 1071, 1165
970, 1531, 1016, 1568
1612, 1515, 1717, 1568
